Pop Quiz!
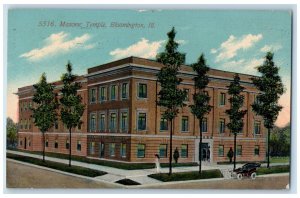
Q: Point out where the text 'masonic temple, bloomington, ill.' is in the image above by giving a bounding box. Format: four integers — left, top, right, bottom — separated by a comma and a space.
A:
16, 56, 266, 164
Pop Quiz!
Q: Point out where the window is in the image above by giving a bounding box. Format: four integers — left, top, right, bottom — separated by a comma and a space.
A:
99, 86, 106, 101
54, 121, 58, 130
254, 145, 260, 156
45, 139, 49, 147
219, 93, 226, 106
66, 140, 70, 149
110, 85, 117, 100
19, 140, 23, 146
28, 119, 31, 129
120, 143, 126, 158
160, 117, 168, 131
218, 145, 224, 156
54, 140, 58, 148
121, 83, 128, 99
254, 94, 260, 104
138, 83, 147, 98
159, 144, 168, 158
77, 140, 81, 151
204, 91, 209, 96
184, 88, 190, 101
20, 103, 23, 112
89, 142, 95, 154
201, 118, 208, 132
20, 119, 23, 129
120, 112, 128, 131
138, 113, 147, 131
24, 102, 27, 111
254, 121, 261, 134
110, 113, 117, 132
89, 88, 96, 103
219, 119, 225, 133
28, 139, 31, 147
137, 144, 145, 158
109, 143, 115, 157
181, 144, 188, 158
181, 116, 189, 132
237, 145, 242, 156
98, 113, 106, 131
89, 113, 96, 132
24, 119, 28, 130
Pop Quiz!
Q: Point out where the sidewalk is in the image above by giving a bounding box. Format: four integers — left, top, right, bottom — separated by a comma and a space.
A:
6, 150, 289, 186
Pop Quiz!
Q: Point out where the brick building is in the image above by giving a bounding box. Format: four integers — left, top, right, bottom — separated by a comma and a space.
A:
16, 57, 266, 163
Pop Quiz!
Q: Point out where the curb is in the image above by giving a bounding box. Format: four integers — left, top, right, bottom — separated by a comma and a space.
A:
7, 158, 125, 188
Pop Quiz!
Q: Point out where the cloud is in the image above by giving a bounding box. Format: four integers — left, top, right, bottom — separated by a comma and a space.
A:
221, 58, 264, 75
260, 44, 282, 53
213, 34, 263, 62
20, 32, 94, 61
109, 38, 164, 60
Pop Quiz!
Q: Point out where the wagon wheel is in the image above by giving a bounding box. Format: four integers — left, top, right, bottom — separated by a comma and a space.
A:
237, 173, 243, 180
251, 172, 257, 180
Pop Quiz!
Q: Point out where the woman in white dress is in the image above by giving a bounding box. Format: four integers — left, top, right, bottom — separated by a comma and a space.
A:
154, 154, 161, 173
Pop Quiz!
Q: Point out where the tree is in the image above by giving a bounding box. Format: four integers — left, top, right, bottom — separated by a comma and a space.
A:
156, 27, 186, 175
189, 54, 212, 174
7, 117, 18, 148
225, 74, 247, 170
31, 73, 58, 162
251, 52, 284, 168
60, 61, 85, 167
270, 123, 290, 157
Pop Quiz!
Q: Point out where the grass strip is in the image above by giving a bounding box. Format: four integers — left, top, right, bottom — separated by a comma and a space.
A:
8, 149, 197, 170
148, 169, 223, 182
115, 179, 141, 185
7, 153, 107, 177
257, 165, 290, 175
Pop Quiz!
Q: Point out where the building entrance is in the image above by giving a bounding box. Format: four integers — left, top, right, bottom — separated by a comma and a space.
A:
199, 142, 210, 162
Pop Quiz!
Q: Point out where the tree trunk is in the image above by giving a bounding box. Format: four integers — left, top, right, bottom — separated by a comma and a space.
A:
199, 119, 202, 175
42, 132, 45, 162
267, 128, 270, 168
234, 133, 237, 170
169, 119, 173, 175
69, 127, 72, 167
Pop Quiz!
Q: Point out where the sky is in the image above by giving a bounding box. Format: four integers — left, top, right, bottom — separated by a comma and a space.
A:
7, 9, 292, 127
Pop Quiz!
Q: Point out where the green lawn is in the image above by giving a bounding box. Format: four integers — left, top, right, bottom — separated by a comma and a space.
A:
270, 156, 290, 163
7, 153, 107, 177
148, 169, 223, 182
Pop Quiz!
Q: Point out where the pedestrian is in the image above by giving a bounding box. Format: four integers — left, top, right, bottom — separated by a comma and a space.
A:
154, 154, 161, 173
173, 147, 179, 163
227, 147, 234, 163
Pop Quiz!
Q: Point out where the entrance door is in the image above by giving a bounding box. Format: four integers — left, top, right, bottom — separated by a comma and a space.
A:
199, 143, 210, 162
99, 142, 105, 158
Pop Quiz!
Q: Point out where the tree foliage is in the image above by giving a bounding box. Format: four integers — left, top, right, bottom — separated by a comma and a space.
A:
190, 54, 212, 120
156, 27, 186, 121
7, 117, 18, 148
32, 73, 58, 133
60, 61, 85, 130
251, 52, 284, 129
226, 74, 247, 133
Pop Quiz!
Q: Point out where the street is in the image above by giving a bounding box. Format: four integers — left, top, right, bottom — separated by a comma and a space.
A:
6, 160, 289, 190
6, 160, 121, 189
140, 175, 290, 189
